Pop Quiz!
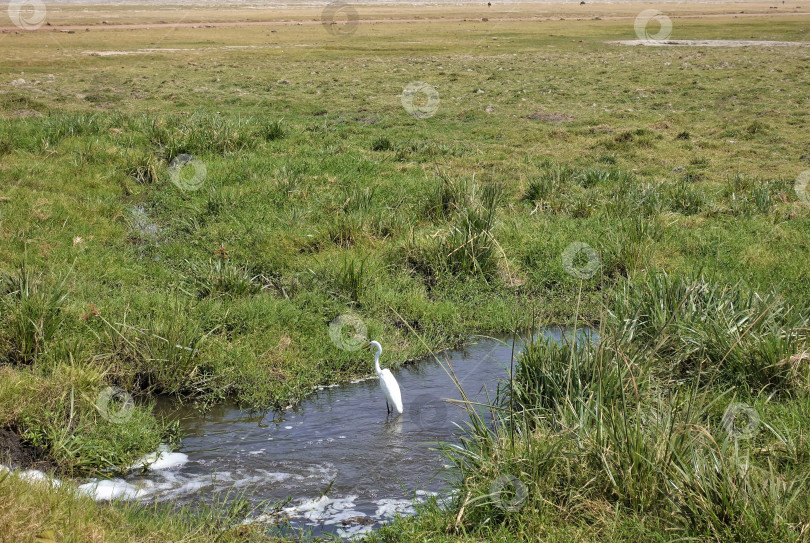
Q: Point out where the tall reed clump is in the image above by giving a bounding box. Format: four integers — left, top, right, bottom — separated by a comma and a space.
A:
98, 306, 217, 400
305, 253, 372, 306
442, 183, 502, 280
333, 255, 369, 305
523, 163, 580, 204
665, 178, 706, 215
185, 258, 261, 300
424, 172, 472, 221
393, 272, 810, 543
0, 264, 69, 364
725, 174, 786, 216
600, 215, 661, 278
521, 163, 586, 216
40, 113, 108, 148
125, 151, 163, 185
603, 171, 662, 218
607, 270, 810, 390
411, 177, 504, 283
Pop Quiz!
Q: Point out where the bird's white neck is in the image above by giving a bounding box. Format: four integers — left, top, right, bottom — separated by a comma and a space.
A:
370, 342, 383, 375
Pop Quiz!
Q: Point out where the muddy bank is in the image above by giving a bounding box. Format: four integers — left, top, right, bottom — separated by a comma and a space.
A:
0, 427, 53, 470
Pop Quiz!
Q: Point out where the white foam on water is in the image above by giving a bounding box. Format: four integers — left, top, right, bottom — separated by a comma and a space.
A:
74, 445, 198, 502
229, 470, 292, 489
375, 497, 416, 518
155, 476, 205, 497
130, 446, 189, 471
79, 479, 142, 500
124, 467, 302, 502
23, 469, 62, 488
135, 452, 188, 471
19, 469, 46, 482
82, 471, 205, 501
282, 494, 364, 525
336, 524, 375, 540
0, 465, 61, 488
251, 469, 300, 484
265, 492, 432, 535
315, 384, 340, 390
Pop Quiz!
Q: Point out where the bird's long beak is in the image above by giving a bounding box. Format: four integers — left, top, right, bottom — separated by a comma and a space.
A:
362, 343, 371, 350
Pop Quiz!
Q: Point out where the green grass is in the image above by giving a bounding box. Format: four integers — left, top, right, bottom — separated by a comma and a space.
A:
1, 10, 810, 542
374, 272, 810, 543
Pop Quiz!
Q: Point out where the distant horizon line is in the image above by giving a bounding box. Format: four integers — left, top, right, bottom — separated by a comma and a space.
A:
3, 0, 780, 4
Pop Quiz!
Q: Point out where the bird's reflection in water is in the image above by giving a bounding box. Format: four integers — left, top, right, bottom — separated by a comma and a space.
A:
384, 413, 404, 436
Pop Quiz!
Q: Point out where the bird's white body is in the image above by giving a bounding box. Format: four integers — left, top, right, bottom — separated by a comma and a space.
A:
368, 341, 403, 414
378, 368, 403, 414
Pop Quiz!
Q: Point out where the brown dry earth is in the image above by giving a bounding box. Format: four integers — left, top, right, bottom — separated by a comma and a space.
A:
1, 1, 809, 31
0, 428, 51, 470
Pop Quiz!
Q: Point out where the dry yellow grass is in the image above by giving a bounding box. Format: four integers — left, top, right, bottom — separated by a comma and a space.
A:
0, 470, 277, 543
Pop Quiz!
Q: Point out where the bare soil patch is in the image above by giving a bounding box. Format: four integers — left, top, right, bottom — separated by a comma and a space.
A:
526, 111, 573, 123
0, 427, 51, 469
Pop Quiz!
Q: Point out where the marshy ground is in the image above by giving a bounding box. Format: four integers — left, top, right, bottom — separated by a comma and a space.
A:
1, 1, 810, 541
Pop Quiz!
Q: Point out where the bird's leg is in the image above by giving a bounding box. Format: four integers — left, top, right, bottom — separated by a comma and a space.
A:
386, 401, 391, 414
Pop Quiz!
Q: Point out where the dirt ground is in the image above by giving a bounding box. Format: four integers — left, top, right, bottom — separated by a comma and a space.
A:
0, 1, 808, 31
0, 428, 50, 470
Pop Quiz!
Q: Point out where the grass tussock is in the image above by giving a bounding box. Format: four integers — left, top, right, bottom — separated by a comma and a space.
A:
607, 271, 809, 390
0, 264, 69, 365
410, 178, 504, 283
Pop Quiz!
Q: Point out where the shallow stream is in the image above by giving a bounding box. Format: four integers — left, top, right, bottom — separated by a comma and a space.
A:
82, 329, 587, 539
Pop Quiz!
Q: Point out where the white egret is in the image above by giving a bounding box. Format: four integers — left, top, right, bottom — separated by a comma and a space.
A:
364, 340, 403, 414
